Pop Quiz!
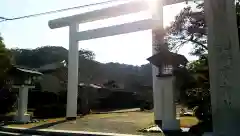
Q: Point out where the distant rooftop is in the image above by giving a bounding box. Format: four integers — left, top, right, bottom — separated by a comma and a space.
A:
37, 60, 67, 72
79, 83, 102, 89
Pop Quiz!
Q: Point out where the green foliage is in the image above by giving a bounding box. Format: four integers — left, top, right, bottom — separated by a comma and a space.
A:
103, 80, 119, 88
165, 2, 207, 56
0, 36, 12, 86
11, 46, 101, 84
11, 46, 95, 68
184, 56, 209, 103
184, 56, 211, 128
0, 89, 17, 114
166, 2, 240, 126
79, 49, 95, 60
34, 104, 66, 118
167, 1, 240, 109
164, 3, 217, 130
187, 55, 208, 72
166, 2, 240, 56
11, 45, 152, 88
0, 35, 15, 114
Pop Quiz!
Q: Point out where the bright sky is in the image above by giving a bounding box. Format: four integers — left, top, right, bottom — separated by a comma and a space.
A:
0, 0, 197, 66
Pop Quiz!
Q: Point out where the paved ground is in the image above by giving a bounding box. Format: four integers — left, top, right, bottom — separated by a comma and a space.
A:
49, 111, 155, 135
3, 109, 197, 136
92, 108, 141, 114
0, 130, 40, 136
0, 127, 146, 136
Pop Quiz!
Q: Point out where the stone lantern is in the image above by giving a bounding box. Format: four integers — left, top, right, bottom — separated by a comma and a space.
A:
8, 66, 42, 123
147, 47, 188, 131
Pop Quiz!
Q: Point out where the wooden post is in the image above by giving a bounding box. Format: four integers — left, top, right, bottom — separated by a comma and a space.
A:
204, 0, 240, 135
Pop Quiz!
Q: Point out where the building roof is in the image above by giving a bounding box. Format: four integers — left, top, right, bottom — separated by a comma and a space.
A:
37, 60, 67, 72
78, 83, 102, 89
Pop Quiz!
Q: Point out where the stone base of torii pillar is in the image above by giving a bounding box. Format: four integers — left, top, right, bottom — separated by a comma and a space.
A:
13, 85, 33, 123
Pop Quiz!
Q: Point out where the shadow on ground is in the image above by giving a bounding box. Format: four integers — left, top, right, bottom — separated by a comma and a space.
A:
29, 119, 69, 129
0, 119, 73, 136
0, 116, 69, 129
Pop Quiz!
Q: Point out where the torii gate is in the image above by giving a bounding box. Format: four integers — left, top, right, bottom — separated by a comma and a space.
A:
49, 0, 240, 134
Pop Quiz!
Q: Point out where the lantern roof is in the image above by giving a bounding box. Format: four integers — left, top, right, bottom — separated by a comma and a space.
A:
147, 50, 188, 68
8, 66, 43, 77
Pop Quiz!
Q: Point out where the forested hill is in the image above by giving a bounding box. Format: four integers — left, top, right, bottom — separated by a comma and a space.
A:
11, 46, 152, 86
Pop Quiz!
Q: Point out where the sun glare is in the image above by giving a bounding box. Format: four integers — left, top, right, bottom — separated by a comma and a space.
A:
145, 0, 161, 14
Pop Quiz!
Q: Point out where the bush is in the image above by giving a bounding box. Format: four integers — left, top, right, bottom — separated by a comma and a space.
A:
194, 101, 212, 122
140, 101, 153, 111
28, 91, 58, 109
34, 104, 66, 118
0, 88, 17, 115
98, 91, 140, 110
189, 97, 212, 135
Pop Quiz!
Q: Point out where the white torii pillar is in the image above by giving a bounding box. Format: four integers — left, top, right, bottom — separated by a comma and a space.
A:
48, 0, 189, 130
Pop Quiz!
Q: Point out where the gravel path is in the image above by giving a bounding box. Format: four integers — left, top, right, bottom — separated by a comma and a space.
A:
49, 112, 156, 135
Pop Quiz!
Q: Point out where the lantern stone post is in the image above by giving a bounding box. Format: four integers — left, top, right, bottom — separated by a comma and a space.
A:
13, 85, 34, 123
151, 0, 190, 127
147, 47, 188, 131
8, 66, 42, 123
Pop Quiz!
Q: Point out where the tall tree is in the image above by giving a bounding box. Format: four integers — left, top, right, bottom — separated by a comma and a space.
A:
11, 45, 153, 89
11, 46, 95, 68
0, 35, 12, 86
165, 2, 206, 56
165, 1, 240, 56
